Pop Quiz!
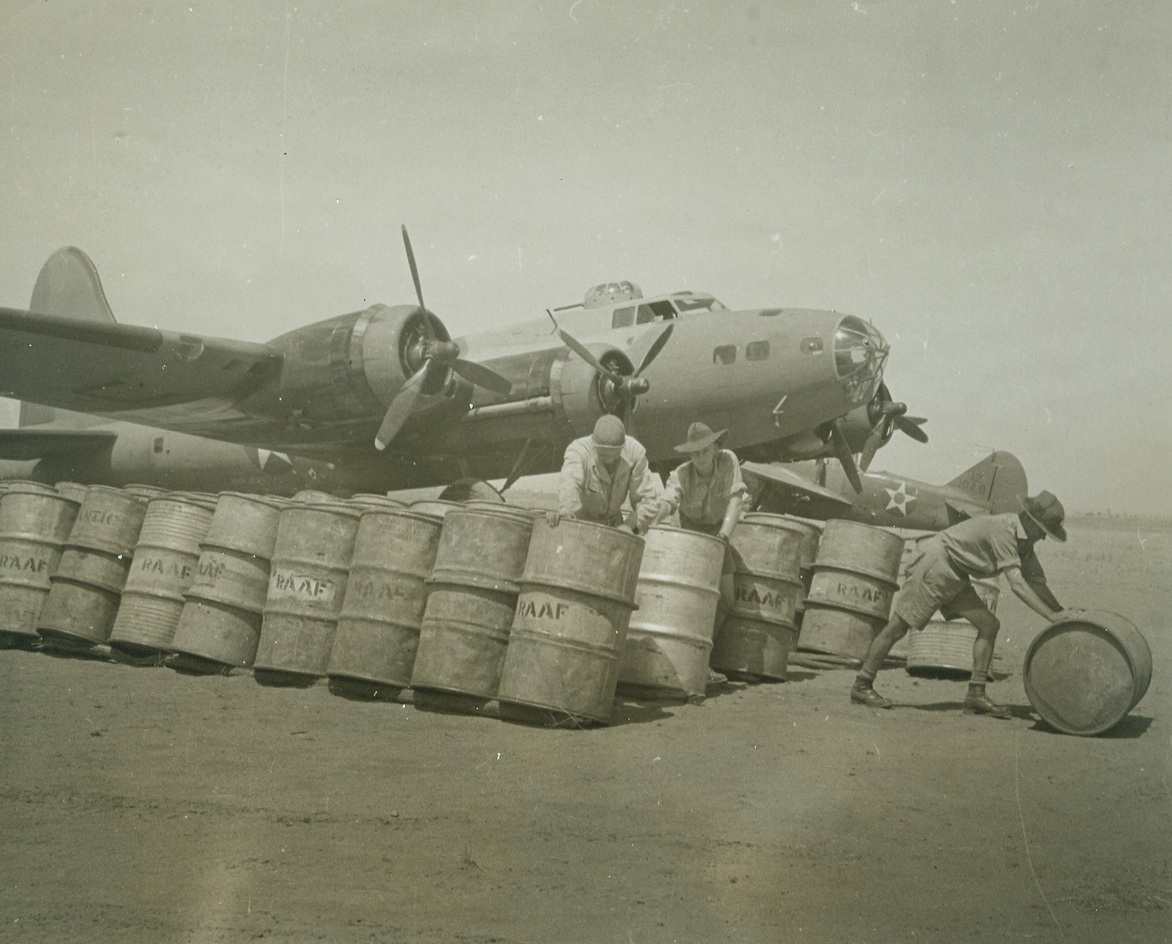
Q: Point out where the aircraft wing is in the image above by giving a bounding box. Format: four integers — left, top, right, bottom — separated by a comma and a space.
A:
0, 307, 281, 416
740, 461, 855, 508
0, 427, 117, 460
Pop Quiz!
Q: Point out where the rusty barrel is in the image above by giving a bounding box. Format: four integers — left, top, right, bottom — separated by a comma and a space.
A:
325, 509, 443, 700
798, 520, 904, 665
0, 484, 81, 647
252, 502, 361, 686
906, 577, 1001, 676
617, 526, 725, 700
168, 493, 285, 674
1023, 610, 1153, 736
497, 518, 644, 726
410, 505, 536, 713
37, 486, 148, 649
107, 494, 217, 661
711, 513, 807, 681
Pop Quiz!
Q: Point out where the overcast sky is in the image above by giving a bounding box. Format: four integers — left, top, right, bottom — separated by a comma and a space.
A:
2, 1, 1169, 514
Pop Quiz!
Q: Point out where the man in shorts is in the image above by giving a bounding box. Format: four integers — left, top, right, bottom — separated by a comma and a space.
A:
850, 490, 1072, 718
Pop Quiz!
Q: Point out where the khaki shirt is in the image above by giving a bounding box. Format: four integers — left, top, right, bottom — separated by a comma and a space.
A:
661, 450, 748, 530
556, 435, 659, 532
936, 511, 1059, 607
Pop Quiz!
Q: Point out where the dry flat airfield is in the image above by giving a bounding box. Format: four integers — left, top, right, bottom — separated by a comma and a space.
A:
1, 515, 1168, 944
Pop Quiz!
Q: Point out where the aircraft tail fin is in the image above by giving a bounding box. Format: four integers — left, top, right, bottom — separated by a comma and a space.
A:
20, 247, 117, 427
945, 450, 1029, 514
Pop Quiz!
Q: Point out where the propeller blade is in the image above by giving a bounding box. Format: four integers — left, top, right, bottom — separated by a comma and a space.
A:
452, 357, 513, 395
557, 329, 625, 385
631, 322, 674, 377
829, 420, 863, 493
374, 363, 429, 451
858, 430, 883, 473
895, 414, 929, 443
401, 225, 436, 343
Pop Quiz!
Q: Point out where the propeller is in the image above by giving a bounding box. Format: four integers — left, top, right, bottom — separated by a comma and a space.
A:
829, 420, 863, 493
858, 382, 929, 471
374, 227, 513, 450
557, 321, 673, 433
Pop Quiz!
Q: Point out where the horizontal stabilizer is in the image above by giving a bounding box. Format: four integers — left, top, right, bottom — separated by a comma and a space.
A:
0, 427, 117, 461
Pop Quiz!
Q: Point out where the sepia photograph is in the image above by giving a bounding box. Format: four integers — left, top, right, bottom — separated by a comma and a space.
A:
1, 2, 1169, 942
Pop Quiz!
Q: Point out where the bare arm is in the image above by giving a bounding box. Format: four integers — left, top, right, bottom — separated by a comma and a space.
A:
718, 494, 744, 541
1004, 566, 1062, 621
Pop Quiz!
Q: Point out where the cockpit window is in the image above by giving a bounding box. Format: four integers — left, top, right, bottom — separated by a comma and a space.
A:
635, 300, 677, 324
675, 297, 726, 314
611, 306, 635, 329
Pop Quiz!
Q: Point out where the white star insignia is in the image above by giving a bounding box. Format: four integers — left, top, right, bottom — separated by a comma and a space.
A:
884, 481, 915, 515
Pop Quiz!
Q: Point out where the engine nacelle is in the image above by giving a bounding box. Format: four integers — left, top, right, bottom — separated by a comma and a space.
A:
241, 305, 455, 430
548, 342, 636, 441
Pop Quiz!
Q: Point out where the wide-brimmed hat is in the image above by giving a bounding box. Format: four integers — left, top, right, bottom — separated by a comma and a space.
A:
1018, 490, 1067, 542
674, 422, 727, 454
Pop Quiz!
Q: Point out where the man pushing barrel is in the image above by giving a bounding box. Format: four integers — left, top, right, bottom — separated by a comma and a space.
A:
850, 490, 1075, 718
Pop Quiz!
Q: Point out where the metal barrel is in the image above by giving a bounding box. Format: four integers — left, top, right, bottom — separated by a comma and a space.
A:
1023, 610, 1153, 736
252, 502, 361, 686
497, 518, 644, 726
711, 513, 807, 681
36, 487, 148, 648
408, 499, 464, 519
325, 510, 443, 699
347, 494, 407, 511
798, 520, 904, 665
124, 484, 168, 500
53, 481, 91, 505
906, 577, 1001, 675
108, 494, 217, 660
0, 485, 81, 647
410, 505, 536, 713
617, 526, 725, 700
168, 493, 284, 674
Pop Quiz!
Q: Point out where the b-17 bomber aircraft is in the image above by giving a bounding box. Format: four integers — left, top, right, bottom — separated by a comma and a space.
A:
0, 230, 916, 496
743, 450, 1028, 531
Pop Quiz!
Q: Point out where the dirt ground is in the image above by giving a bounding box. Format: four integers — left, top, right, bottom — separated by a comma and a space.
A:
1, 517, 1168, 944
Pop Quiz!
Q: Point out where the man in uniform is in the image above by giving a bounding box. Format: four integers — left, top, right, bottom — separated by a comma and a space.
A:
546, 414, 659, 534
850, 490, 1072, 718
658, 422, 748, 542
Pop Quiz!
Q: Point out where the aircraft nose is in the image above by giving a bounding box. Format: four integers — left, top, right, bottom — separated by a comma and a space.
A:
833, 315, 888, 404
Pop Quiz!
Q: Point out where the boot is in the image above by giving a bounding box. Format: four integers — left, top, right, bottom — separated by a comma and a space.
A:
850, 680, 893, 709
962, 692, 1011, 719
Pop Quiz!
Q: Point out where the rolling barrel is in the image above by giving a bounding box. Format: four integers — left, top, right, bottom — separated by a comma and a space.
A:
37, 487, 148, 649
497, 519, 644, 726
108, 494, 216, 661
410, 504, 535, 713
1023, 610, 1152, 736
617, 526, 725, 700
253, 502, 361, 686
169, 493, 284, 673
798, 520, 903, 665
0, 484, 81, 647
326, 509, 443, 700
711, 513, 807, 681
